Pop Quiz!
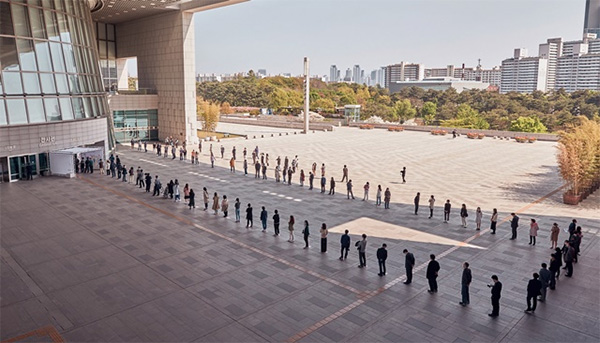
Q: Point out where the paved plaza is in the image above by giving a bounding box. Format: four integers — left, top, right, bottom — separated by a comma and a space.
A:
1, 124, 599, 342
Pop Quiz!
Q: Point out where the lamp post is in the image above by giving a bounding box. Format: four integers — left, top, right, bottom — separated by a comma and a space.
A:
303, 57, 310, 134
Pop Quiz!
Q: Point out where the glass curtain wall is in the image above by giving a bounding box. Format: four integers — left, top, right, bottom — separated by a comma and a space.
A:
96, 22, 117, 92
113, 109, 159, 143
0, 0, 108, 126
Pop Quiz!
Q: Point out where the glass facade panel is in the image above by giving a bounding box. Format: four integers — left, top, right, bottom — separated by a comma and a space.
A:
68, 74, 80, 93
56, 12, 70, 43
34, 41, 52, 71
107, 41, 116, 59
0, 99, 7, 125
0, 2, 15, 36
6, 98, 27, 124
27, 98, 46, 123
62, 43, 76, 73
0, 37, 20, 71
90, 95, 99, 116
114, 110, 159, 142
11, 3, 31, 37
107, 23, 115, 40
17, 39, 37, 71
59, 97, 73, 120
39, 72, 56, 93
22, 72, 41, 94
28, 7, 46, 39
44, 97, 61, 121
72, 97, 84, 119
83, 96, 92, 118
49, 42, 65, 72
44, 10, 59, 41
3, 72, 23, 94
55, 73, 69, 94
41, 0, 54, 10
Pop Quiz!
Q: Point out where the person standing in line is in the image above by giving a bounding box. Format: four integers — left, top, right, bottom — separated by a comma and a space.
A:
139, 170, 145, 189
400, 167, 406, 183
488, 275, 502, 317
188, 189, 195, 209
99, 159, 105, 175
376, 185, 382, 206
357, 234, 367, 268
403, 249, 415, 284
509, 213, 519, 240
174, 179, 180, 202
568, 219, 577, 237
262, 163, 267, 180
428, 195, 435, 218
255, 161, 261, 179
548, 254, 560, 290
212, 192, 220, 215
563, 240, 574, 277
459, 262, 472, 306
384, 188, 391, 209
302, 220, 310, 249
552, 248, 563, 280
321, 163, 326, 177
153, 175, 161, 196
282, 165, 288, 183
299, 169, 305, 187
243, 159, 248, 175
272, 210, 280, 236
329, 177, 336, 195
246, 204, 253, 228
460, 204, 468, 228
311, 162, 316, 175
525, 273, 542, 314
475, 207, 482, 230
288, 215, 295, 242
341, 165, 348, 182
320, 223, 328, 253
538, 263, 551, 302
242, 147, 246, 159
203, 187, 209, 211
230, 157, 235, 173
320, 175, 327, 193
529, 219, 539, 245
145, 173, 152, 193
339, 230, 350, 260
550, 223, 560, 249
128, 167, 134, 183
232, 146, 236, 160
377, 244, 388, 276
234, 198, 241, 223
414, 192, 420, 215
121, 165, 127, 182
275, 165, 281, 182
287, 167, 293, 185
221, 195, 229, 217
309, 172, 314, 190
346, 180, 355, 199
490, 208, 498, 234
210, 153, 215, 168
426, 254, 440, 293
443, 200, 451, 223
220, 145, 225, 159
260, 207, 268, 232
363, 182, 370, 201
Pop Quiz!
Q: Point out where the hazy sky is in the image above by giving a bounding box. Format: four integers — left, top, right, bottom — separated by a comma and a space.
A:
190, 0, 585, 76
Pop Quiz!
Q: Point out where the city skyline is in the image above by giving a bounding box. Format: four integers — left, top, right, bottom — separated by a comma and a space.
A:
189, 0, 585, 76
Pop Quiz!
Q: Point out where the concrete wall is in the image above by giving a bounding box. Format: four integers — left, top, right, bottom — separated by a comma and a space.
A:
219, 117, 335, 131
0, 118, 109, 158
108, 94, 159, 111
116, 11, 197, 145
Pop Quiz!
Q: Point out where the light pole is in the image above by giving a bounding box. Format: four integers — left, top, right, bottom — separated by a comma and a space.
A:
303, 57, 310, 134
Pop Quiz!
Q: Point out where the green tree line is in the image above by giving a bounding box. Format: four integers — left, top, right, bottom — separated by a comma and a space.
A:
197, 73, 600, 132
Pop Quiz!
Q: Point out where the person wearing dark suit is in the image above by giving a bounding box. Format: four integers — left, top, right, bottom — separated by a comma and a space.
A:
563, 241, 575, 277
272, 210, 280, 236
509, 213, 519, 240
538, 263, 552, 301
488, 275, 502, 317
426, 254, 440, 293
339, 230, 350, 260
403, 249, 415, 284
459, 262, 472, 306
443, 200, 451, 223
377, 244, 388, 276
525, 273, 542, 313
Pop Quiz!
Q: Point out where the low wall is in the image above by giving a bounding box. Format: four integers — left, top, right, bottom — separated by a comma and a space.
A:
220, 116, 335, 132
348, 123, 559, 141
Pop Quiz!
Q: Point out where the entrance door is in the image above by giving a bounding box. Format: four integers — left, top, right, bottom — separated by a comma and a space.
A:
8, 155, 37, 181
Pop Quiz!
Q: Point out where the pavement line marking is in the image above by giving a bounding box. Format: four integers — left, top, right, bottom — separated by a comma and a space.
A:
1, 325, 64, 343
78, 176, 361, 295
138, 158, 167, 167
284, 183, 568, 343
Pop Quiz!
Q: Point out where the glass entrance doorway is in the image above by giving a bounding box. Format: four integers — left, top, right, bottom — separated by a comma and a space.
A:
9, 155, 37, 181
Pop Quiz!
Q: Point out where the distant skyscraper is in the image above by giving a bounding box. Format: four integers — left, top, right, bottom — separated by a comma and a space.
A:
584, 0, 600, 36
384, 62, 425, 88
344, 68, 352, 82
257, 69, 267, 77
353, 65, 362, 84
330, 65, 339, 83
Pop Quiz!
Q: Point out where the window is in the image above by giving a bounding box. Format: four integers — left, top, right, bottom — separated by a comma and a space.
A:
34, 41, 52, 72
44, 10, 60, 41
2, 71, 23, 94
6, 99, 27, 124
44, 97, 61, 121
59, 97, 73, 120
62, 43, 76, 73
56, 12, 70, 43
17, 39, 37, 71
27, 98, 46, 123
55, 73, 69, 94
0, 99, 7, 125
11, 3, 31, 37
49, 42, 65, 72
39, 73, 56, 94
0, 37, 19, 71
28, 7, 46, 39
0, 2, 15, 36
72, 97, 84, 119
22, 72, 41, 94
68, 74, 80, 94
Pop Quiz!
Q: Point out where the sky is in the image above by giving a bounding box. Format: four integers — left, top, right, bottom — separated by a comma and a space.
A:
130, 0, 586, 77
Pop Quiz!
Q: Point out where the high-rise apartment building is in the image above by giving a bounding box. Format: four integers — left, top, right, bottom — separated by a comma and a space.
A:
500, 49, 548, 93
344, 68, 352, 82
384, 62, 424, 88
538, 38, 564, 90
556, 34, 600, 92
0, 0, 246, 181
329, 65, 339, 83
353, 65, 362, 84
584, 0, 600, 37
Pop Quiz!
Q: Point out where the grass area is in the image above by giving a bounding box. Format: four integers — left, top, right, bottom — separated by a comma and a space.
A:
197, 130, 245, 140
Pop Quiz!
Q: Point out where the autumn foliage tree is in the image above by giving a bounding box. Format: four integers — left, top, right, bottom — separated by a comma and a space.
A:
197, 97, 220, 132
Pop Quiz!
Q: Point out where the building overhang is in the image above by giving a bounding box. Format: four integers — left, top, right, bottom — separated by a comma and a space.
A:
90, 0, 249, 24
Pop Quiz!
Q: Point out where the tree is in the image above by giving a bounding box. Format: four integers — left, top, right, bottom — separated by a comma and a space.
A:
441, 104, 490, 129
128, 77, 137, 90
509, 116, 548, 133
220, 102, 233, 114
393, 99, 416, 123
421, 101, 437, 125
197, 98, 220, 132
